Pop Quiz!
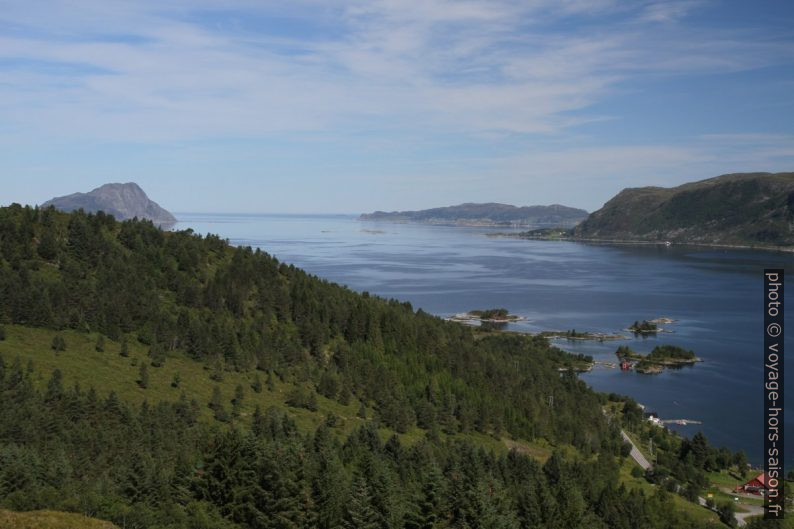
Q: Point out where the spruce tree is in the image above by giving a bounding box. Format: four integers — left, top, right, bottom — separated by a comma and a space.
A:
95, 334, 105, 352
120, 338, 129, 357
138, 363, 149, 389
232, 384, 244, 418
251, 373, 263, 393
209, 386, 223, 410
338, 384, 351, 406
344, 476, 380, 529
51, 334, 66, 352
148, 343, 166, 367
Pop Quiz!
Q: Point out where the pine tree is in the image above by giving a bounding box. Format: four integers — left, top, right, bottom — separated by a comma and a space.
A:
251, 373, 263, 393
338, 384, 351, 406
37, 226, 59, 260
344, 476, 380, 529
44, 369, 64, 402
232, 384, 244, 418
252, 405, 266, 437
209, 386, 223, 410
148, 342, 166, 367
51, 334, 66, 352
138, 363, 149, 389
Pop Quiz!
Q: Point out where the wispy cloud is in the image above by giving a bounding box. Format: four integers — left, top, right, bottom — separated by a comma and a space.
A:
0, 0, 790, 141
0, 0, 792, 212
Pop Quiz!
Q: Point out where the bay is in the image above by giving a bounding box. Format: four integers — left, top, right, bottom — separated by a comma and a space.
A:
175, 212, 793, 468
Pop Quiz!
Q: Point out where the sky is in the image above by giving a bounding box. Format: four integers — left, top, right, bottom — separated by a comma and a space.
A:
1, 0, 793, 214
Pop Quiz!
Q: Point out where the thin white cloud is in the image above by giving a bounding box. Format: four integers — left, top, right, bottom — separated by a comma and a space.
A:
0, 0, 790, 142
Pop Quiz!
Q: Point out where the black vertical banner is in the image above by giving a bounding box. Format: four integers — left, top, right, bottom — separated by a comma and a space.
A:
764, 269, 784, 520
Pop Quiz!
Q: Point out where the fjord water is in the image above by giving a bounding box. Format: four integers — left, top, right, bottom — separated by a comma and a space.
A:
177, 213, 792, 467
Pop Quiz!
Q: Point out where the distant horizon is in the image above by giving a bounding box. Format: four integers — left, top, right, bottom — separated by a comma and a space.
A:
2, 2, 793, 213
13, 170, 794, 217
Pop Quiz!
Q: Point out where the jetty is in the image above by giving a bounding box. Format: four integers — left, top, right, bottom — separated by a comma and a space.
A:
661, 419, 702, 426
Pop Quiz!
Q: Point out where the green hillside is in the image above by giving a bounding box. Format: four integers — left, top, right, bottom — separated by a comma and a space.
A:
0, 205, 731, 528
571, 172, 794, 247
0, 509, 119, 529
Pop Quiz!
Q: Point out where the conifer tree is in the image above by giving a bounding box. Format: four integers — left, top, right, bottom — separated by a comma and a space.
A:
95, 334, 105, 352
232, 384, 244, 418
148, 343, 166, 367
44, 369, 64, 402
209, 385, 222, 410
138, 363, 149, 389
251, 373, 262, 393
344, 476, 380, 529
51, 334, 66, 352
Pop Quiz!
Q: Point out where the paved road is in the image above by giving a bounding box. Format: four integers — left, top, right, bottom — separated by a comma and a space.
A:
621, 430, 651, 470
620, 429, 758, 527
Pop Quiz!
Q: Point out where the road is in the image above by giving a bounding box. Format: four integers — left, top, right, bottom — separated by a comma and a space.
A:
621, 430, 651, 470
620, 429, 760, 527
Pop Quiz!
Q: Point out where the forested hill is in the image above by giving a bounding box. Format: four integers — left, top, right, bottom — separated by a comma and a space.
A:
360, 202, 588, 227
0, 204, 725, 528
0, 203, 601, 442
571, 172, 794, 247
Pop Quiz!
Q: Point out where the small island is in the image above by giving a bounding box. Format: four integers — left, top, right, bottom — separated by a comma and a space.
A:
540, 329, 625, 341
449, 308, 525, 323
616, 344, 700, 374
628, 320, 659, 333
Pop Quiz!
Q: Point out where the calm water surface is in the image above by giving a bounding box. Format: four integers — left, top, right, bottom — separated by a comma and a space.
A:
176, 213, 792, 467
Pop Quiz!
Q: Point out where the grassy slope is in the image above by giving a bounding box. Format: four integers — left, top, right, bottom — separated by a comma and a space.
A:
0, 324, 532, 456
619, 460, 722, 525
1, 324, 729, 524
0, 509, 118, 529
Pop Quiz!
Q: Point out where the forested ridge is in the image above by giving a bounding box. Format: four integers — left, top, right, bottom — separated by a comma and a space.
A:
0, 204, 728, 528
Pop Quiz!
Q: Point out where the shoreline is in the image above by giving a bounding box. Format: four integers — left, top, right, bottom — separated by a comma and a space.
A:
490, 232, 794, 253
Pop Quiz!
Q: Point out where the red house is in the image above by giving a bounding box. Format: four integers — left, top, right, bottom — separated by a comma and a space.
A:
735, 473, 770, 495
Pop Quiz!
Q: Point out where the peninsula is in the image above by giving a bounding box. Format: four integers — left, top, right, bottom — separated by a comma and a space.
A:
512, 172, 794, 249
360, 202, 588, 228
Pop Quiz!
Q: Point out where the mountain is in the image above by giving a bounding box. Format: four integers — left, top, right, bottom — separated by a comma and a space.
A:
571, 172, 794, 247
360, 202, 588, 227
42, 182, 176, 225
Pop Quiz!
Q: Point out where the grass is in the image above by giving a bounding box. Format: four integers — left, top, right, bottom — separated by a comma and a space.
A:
0, 324, 544, 454
0, 324, 735, 526
617, 460, 722, 526
0, 325, 372, 438
0, 509, 118, 529
702, 470, 764, 513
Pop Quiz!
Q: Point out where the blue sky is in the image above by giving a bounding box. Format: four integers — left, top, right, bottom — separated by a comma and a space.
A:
1, 0, 793, 213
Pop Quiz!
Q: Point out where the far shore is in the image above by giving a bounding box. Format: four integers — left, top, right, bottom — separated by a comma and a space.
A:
488, 232, 794, 253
